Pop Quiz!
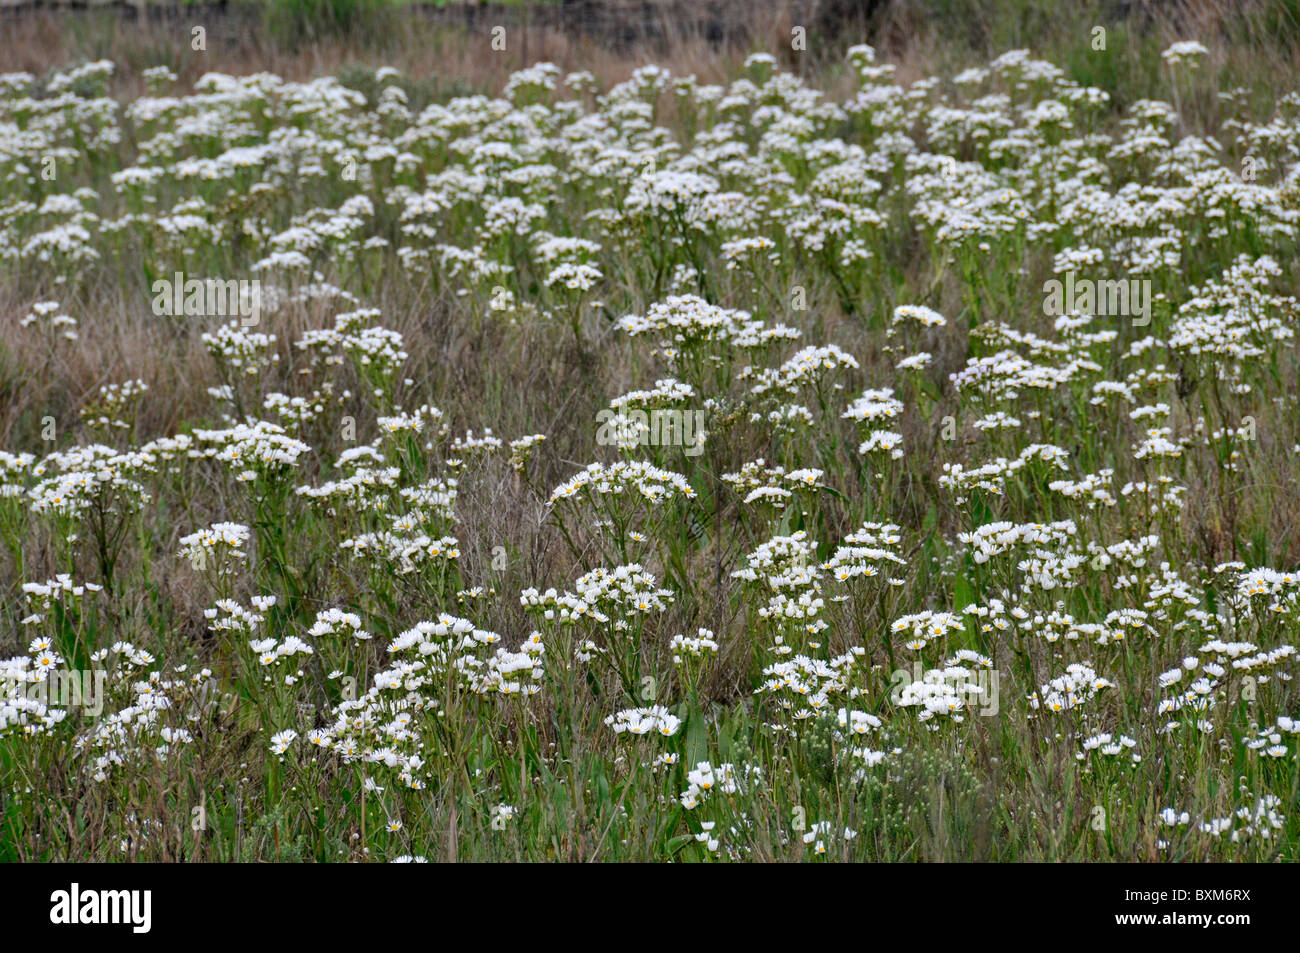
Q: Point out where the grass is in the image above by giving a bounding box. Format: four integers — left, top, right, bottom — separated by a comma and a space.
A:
0, 0, 1299, 862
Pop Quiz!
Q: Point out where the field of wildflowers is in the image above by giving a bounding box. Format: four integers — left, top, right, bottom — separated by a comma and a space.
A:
2, 23, 1300, 863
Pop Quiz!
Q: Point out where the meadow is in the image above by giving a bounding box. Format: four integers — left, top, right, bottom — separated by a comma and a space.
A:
2, 2, 1300, 861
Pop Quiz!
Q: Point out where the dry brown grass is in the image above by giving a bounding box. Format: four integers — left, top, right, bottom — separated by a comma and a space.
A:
0, 2, 839, 93
3, 0, 1296, 117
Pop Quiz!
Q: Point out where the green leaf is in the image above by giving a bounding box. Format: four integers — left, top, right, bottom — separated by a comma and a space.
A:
685, 709, 708, 768
666, 833, 694, 855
